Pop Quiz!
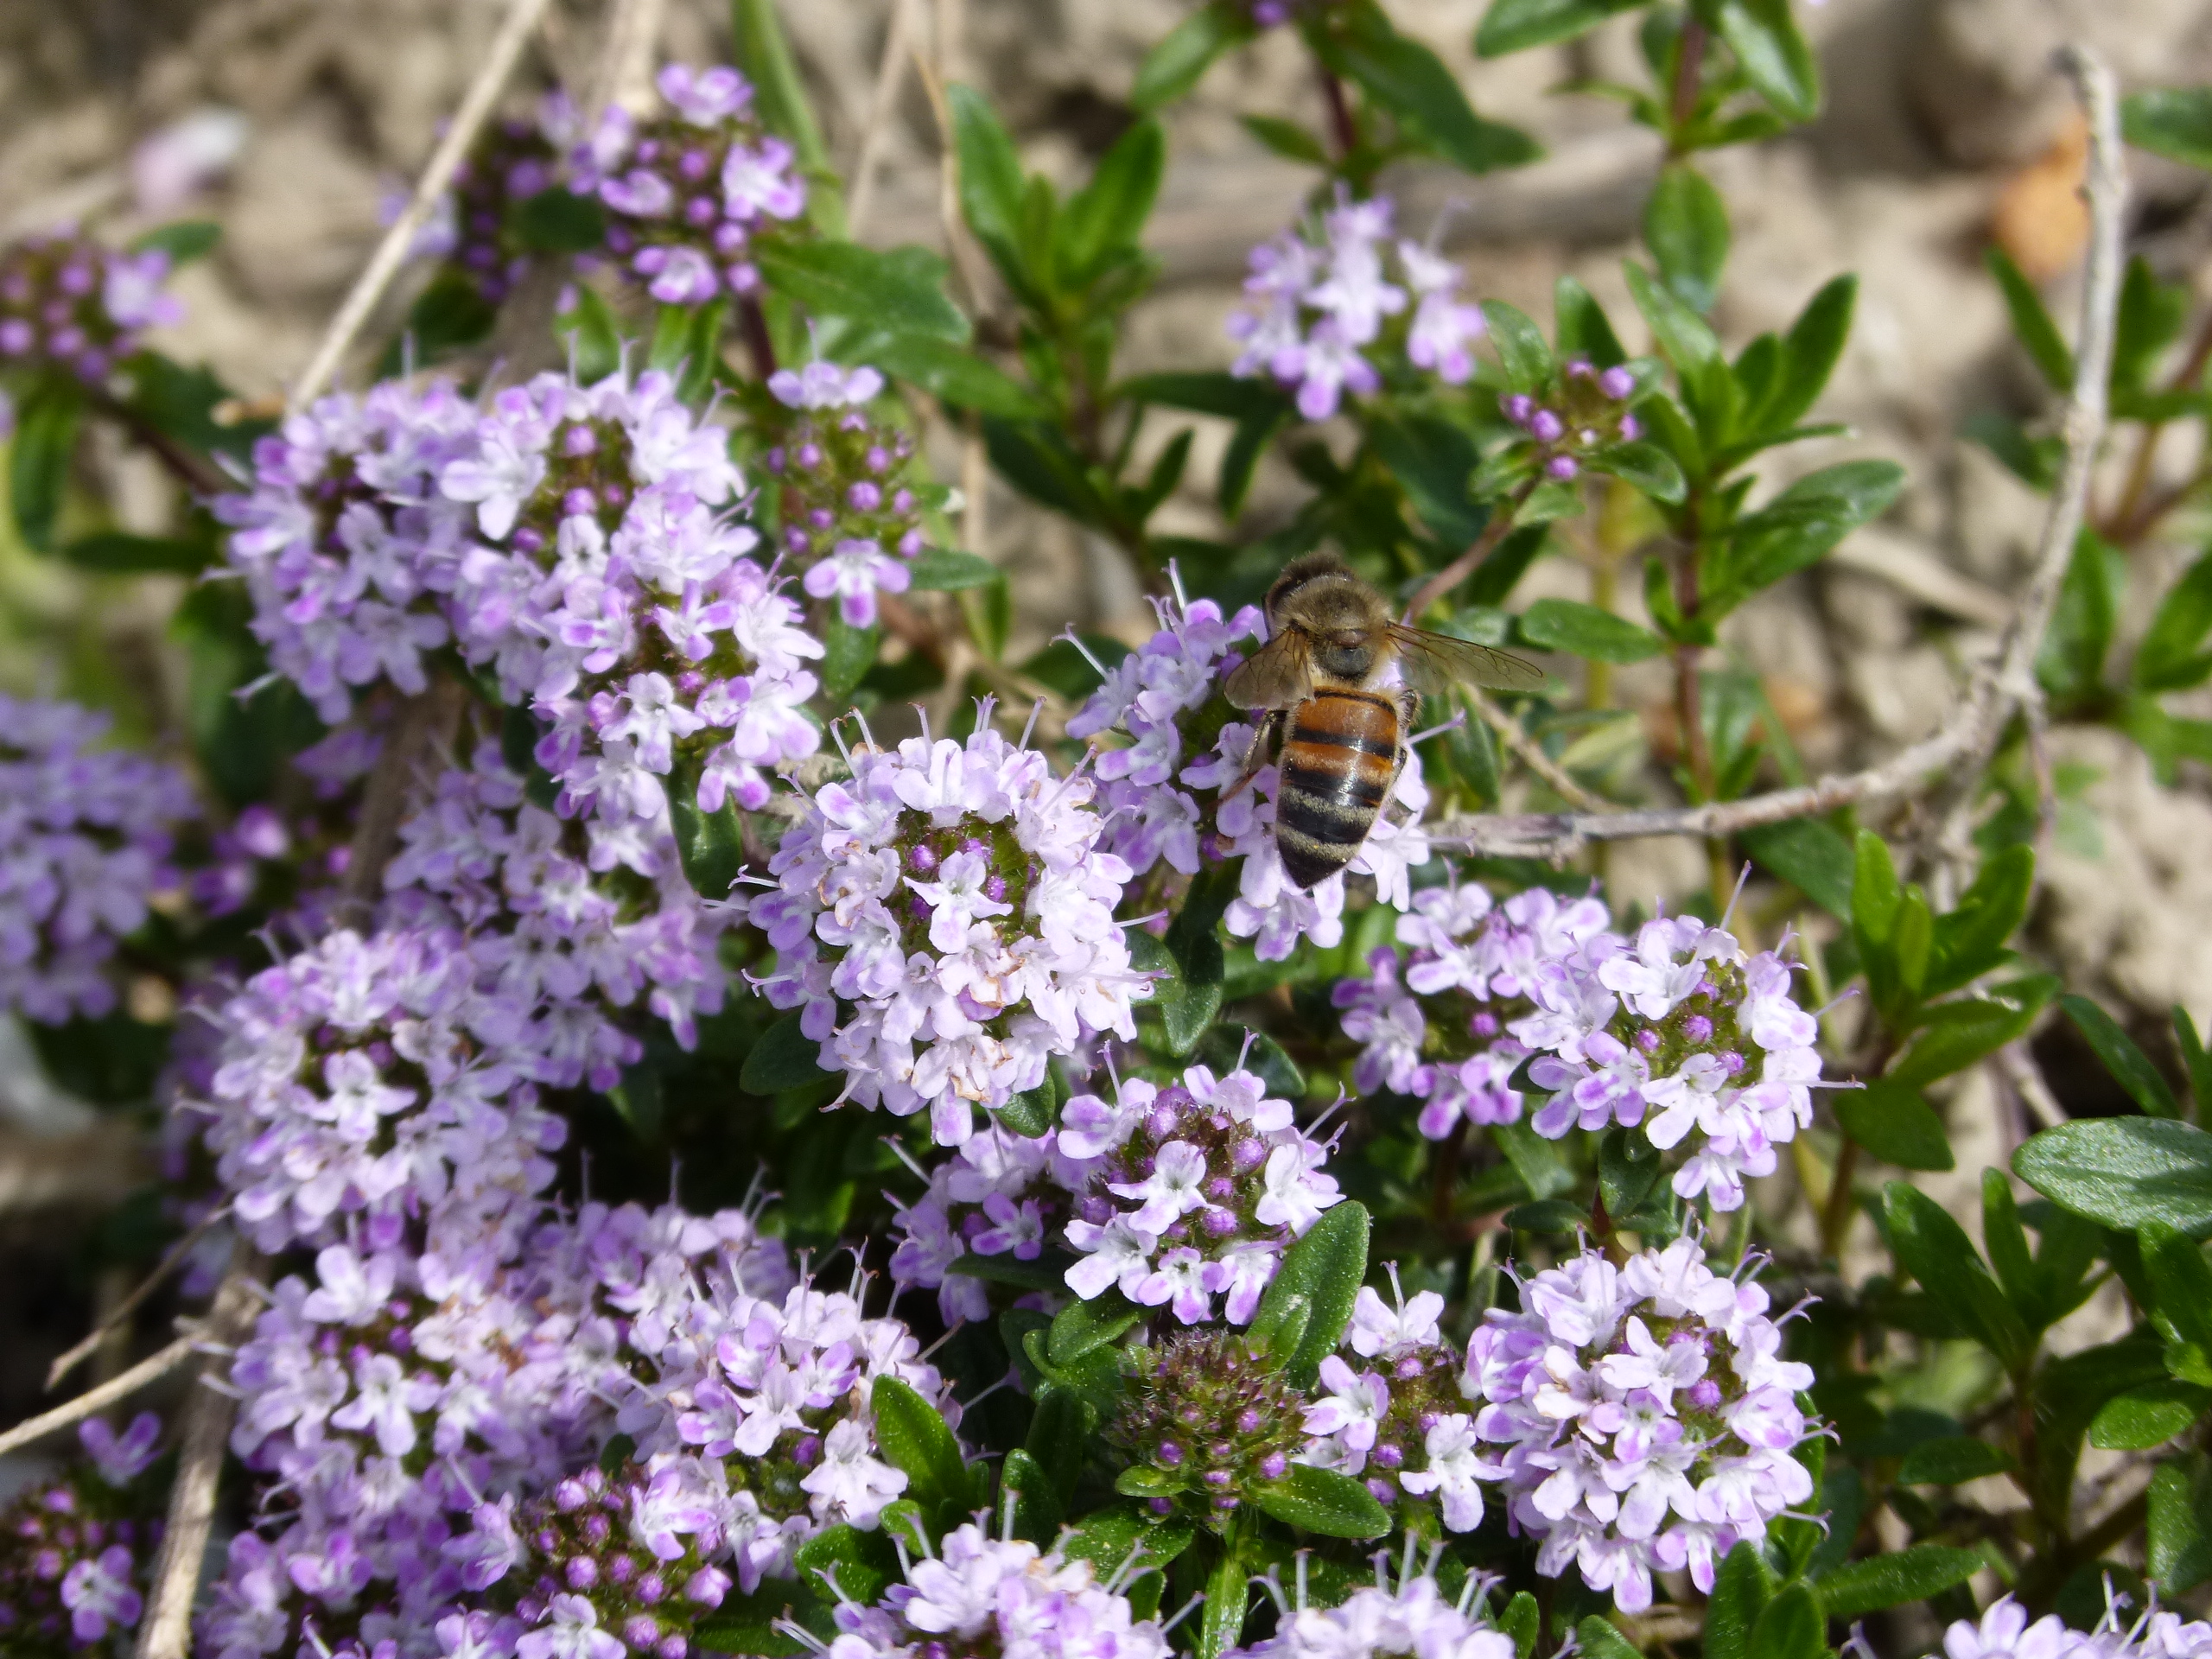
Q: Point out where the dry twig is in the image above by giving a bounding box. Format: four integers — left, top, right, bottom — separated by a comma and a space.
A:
1431, 47, 2126, 864
288, 0, 556, 410
1463, 688, 1611, 814
0, 1337, 196, 1464
46, 1204, 232, 1392
133, 1258, 261, 1659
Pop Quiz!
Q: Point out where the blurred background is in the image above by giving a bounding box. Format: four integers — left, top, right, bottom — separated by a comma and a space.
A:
1, 0, 2209, 1452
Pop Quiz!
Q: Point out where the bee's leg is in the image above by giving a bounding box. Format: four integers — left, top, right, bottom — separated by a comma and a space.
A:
1217, 709, 1285, 805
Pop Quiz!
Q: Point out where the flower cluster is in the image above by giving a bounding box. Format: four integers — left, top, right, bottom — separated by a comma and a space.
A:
1497, 359, 1642, 484
1460, 1235, 1815, 1613
1236, 1556, 1513, 1659
620, 1268, 956, 1592
0, 696, 196, 1024
1334, 878, 1611, 1140
1300, 1282, 1477, 1529
888, 1122, 1096, 1325
214, 377, 480, 721
0, 230, 181, 384
1516, 913, 1823, 1211
823, 1522, 1173, 1659
751, 712, 1146, 1148
1106, 1329, 1310, 1525
1228, 192, 1484, 418
765, 361, 928, 628
0, 1415, 166, 1657
442, 362, 823, 829
383, 738, 734, 1082
430, 101, 572, 307
572, 64, 807, 307
1942, 1596, 2212, 1659
188, 925, 571, 1253
204, 1200, 791, 1659
1060, 1060, 1339, 1325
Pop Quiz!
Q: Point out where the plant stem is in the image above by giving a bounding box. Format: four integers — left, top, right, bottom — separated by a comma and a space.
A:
1667, 17, 1709, 156
1820, 1139, 1859, 1256
2104, 307, 2212, 544
1316, 62, 1359, 167
739, 296, 778, 380
1402, 482, 1535, 623
1670, 531, 1732, 908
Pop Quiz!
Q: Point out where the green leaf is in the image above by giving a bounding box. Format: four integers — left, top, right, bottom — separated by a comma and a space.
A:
732, 0, 842, 235
1000, 1448, 1063, 1542
1702, 1541, 1773, 1659
1238, 113, 1332, 166
1367, 415, 1484, 546
1987, 247, 2075, 391
2113, 256, 2192, 393
1598, 1128, 1662, 1217
1498, 1594, 1539, 1659
2137, 551, 2212, 693
865, 333, 1046, 418
2145, 1222, 2212, 1357
1624, 259, 1722, 373
740, 1011, 830, 1095
1049, 1288, 1142, 1366
1713, 0, 1821, 124
1885, 1181, 2032, 1370
948, 84, 1031, 291
1835, 1084, 1954, 1172
1813, 1545, 1981, 1616
2150, 1453, 2212, 1592
2179, 1006, 2212, 1120
1058, 119, 1165, 288
1588, 439, 1687, 505
27, 1014, 170, 1107
1502, 1199, 1590, 1233
1255, 1201, 1370, 1388
1480, 301, 1554, 392
1710, 459, 1905, 613
906, 548, 1001, 590
1928, 844, 2035, 995
510, 187, 606, 253
1130, 931, 1219, 1057
1254, 1464, 1391, 1538
1554, 274, 1627, 367
2125, 88, 2212, 172
2016, 1117, 2212, 1236
2038, 531, 2121, 700
1317, 7, 1541, 174
56, 531, 210, 575
1739, 817, 1854, 918
1897, 1436, 2017, 1484
1573, 1618, 1643, 1659
668, 789, 747, 901
1496, 1117, 1573, 1199
2091, 1380, 2212, 1450
1888, 991, 2047, 1090
1133, 3, 1255, 111
1751, 274, 1857, 434
130, 219, 221, 264
10, 378, 82, 552
1475, 0, 1645, 56
821, 619, 879, 702
1200, 1542, 1250, 1659
2063, 995, 2182, 1119
756, 241, 968, 342
1516, 597, 1662, 664
792, 1524, 899, 1606
870, 1376, 969, 1520
558, 286, 624, 383
1643, 162, 1730, 314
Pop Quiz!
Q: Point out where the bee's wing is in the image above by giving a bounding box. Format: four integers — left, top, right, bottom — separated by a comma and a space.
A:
1387, 624, 1548, 696
1223, 631, 1314, 710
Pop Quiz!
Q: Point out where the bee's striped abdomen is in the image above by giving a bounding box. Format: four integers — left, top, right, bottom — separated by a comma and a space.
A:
1274, 689, 1401, 889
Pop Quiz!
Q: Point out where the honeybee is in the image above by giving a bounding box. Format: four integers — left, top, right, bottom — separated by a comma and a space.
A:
1223, 555, 1544, 889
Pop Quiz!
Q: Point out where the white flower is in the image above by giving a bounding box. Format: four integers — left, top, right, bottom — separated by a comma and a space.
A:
1399, 1414, 1485, 1532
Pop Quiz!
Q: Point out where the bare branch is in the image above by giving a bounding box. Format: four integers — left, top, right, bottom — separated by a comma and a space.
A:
47, 1204, 232, 1392
591, 0, 671, 120
0, 1337, 195, 1463
1432, 47, 2126, 865
133, 1259, 262, 1659
288, 0, 556, 410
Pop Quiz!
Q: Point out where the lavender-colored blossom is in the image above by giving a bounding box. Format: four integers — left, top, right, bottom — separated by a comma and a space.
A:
1227, 191, 1482, 415
0, 1446, 164, 1654
571, 64, 806, 307
888, 1122, 1099, 1324
215, 376, 480, 721
0, 230, 182, 383
1062, 1059, 1339, 1325
749, 709, 1146, 1148
766, 366, 928, 631
1233, 1555, 1514, 1659
0, 696, 196, 1024
428, 100, 569, 306
1461, 1234, 1816, 1613
437, 362, 823, 829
